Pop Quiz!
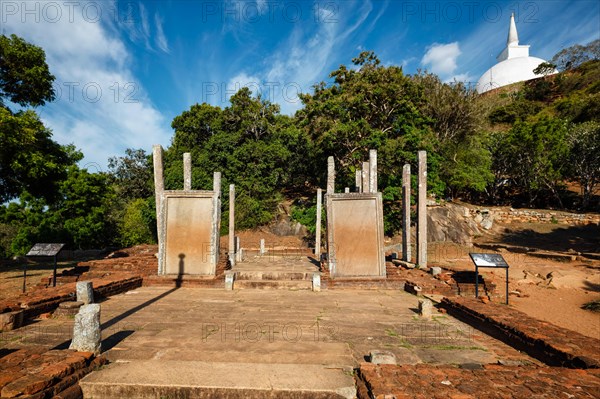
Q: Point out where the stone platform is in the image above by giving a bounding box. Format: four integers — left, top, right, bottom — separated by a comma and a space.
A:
37, 286, 532, 398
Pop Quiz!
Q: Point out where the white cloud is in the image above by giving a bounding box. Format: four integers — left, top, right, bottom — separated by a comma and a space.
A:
227, 73, 262, 98
3, 1, 171, 169
421, 42, 462, 77
154, 13, 169, 53
260, 0, 373, 114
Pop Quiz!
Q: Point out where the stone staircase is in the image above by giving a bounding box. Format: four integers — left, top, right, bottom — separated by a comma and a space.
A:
229, 252, 319, 291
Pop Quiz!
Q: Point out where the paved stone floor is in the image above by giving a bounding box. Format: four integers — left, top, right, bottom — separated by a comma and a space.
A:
2, 286, 535, 367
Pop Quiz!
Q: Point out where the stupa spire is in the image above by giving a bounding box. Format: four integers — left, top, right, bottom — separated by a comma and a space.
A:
507, 13, 519, 46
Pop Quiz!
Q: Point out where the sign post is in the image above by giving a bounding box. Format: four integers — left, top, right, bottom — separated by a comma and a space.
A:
469, 253, 509, 305
26, 243, 65, 288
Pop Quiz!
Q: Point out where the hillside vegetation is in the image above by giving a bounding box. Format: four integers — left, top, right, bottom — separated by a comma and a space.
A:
0, 36, 598, 257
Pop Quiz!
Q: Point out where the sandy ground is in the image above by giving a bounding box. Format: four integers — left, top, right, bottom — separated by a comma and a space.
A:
0, 261, 76, 302
428, 221, 600, 340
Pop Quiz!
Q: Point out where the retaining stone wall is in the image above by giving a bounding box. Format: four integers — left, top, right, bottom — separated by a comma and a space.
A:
469, 207, 600, 225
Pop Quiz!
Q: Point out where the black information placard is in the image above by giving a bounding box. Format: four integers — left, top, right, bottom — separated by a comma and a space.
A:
469, 252, 510, 304
26, 243, 65, 257
25, 243, 65, 289
469, 253, 509, 268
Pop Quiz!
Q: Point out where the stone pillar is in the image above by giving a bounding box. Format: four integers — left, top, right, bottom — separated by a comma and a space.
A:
260, 239, 265, 255
76, 281, 94, 305
402, 164, 411, 263
235, 237, 242, 263
70, 304, 101, 354
418, 298, 433, 319
327, 156, 335, 194
152, 145, 165, 272
361, 162, 370, 194
315, 188, 322, 256
183, 153, 192, 190
229, 184, 235, 266
369, 149, 377, 193
417, 151, 427, 268
213, 172, 221, 195
355, 170, 362, 193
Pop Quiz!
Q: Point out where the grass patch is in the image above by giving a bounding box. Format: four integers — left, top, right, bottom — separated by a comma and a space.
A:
384, 328, 413, 348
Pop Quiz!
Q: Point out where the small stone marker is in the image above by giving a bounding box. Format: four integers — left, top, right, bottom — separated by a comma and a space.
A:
76, 281, 94, 304
418, 298, 433, 319
430, 267, 442, 276
312, 273, 321, 292
260, 239, 265, 255
70, 304, 101, 354
225, 272, 234, 291
369, 350, 397, 365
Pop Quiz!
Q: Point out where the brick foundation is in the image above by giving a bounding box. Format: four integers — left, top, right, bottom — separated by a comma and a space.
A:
441, 297, 600, 369
0, 347, 107, 399
356, 363, 600, 399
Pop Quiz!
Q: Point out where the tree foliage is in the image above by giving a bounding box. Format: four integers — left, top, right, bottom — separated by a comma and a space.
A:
551, 39, 600, 72
0, 35, 74, 204
0, 34, 55, 107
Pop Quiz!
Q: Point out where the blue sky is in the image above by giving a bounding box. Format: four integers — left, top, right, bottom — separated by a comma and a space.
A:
2, 0, 599, 170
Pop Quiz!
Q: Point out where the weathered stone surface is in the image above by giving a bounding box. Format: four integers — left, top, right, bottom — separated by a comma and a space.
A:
0, 310, 24, 331
369, 350, 396, 365
326, 194, 386, 278
430, 267, 442, 276
315, 188, 322, 256
183, 152, 192, 191
327, 156, 335, 194
418, 298, 433, 318
225, 272, 234, 291
312, 273, 321, 292
69, 304, 101, 354
427, 203, 481, 245
417, 151, 427, 268
76, 281, 94, 304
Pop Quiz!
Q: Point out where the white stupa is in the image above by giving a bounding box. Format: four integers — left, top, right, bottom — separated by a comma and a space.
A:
476, 14, 555, 93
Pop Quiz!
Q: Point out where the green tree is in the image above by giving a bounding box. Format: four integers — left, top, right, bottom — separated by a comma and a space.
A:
551, 39, 600, 71
298, 51, 431, 188
108, 148, 153, 200
504, 117, 569, 207
568, 121, 600, 209
168, 88, 304, 229
414, 73, 493, 197
0, 34, 73, 203
0, 108, 75, 202
0, 34, 55, 107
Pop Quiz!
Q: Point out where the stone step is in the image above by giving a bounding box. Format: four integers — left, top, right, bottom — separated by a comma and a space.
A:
80, 361, 356, 399
104, 342, 356, 366
235, 271, 313, 281
234, 280, 314, 290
